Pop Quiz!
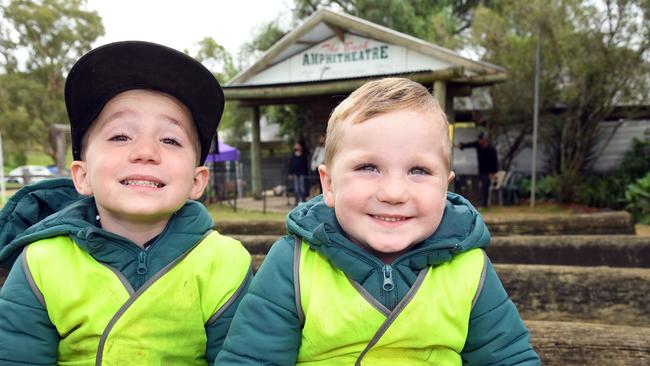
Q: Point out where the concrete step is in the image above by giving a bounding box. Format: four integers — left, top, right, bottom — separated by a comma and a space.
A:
214, 210, 636, 236
485, 211, 635, 236
527, 320, 650, 365
497, 263, 649, 327
249, 254, 649, 327
488, 235, 649, 267
234, 234, 650, 267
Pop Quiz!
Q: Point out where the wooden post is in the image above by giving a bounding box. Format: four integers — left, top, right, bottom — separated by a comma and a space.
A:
250, 106, 263, 199
433, 81, 447, 112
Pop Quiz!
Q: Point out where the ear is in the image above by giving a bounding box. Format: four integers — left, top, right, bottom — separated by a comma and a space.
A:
447, 170, 456, 185
189, 166, 210, 200
318, 164, 335, 207
70, 161, 93, 196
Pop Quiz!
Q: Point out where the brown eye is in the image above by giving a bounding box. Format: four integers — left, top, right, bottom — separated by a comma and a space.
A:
161, 137, 181, 146
108, 134, 129, 142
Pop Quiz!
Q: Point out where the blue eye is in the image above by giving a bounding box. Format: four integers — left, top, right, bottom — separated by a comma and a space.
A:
410, 167, 430, 175
108, 134, 129, 142
356, 164, 378, 172
161, 137, 182, 146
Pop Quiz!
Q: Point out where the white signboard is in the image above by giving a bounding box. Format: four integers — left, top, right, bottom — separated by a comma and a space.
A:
247, 34, 453, 85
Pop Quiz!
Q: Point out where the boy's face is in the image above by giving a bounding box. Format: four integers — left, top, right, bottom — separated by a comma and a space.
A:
319, 109, 454, 263
70, 90, 208, 227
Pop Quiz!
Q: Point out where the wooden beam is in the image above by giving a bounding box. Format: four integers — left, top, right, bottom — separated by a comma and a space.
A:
224, 68, 465, 101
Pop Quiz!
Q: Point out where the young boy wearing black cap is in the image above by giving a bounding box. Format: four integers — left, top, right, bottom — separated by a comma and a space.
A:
0, 41, 252, 365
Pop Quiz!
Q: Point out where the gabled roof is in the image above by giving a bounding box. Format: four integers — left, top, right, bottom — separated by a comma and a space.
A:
224, 9, 506, 100
227, 8, 505, 88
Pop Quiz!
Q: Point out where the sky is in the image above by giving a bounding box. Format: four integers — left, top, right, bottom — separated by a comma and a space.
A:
86, 0, 292, 57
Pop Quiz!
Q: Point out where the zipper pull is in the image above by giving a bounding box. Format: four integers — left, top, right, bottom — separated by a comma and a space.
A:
382, 265, 394, 292
137, 251, 147, 275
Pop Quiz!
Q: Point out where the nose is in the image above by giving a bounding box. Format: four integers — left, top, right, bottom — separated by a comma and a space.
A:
128, 138, 161, 164
376, 174, 409, 204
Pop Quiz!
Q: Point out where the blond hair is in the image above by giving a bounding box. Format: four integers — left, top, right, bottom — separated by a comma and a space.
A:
324, 77, 452, 168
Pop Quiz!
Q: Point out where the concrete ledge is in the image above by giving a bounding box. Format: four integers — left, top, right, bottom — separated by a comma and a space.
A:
488, 235, 650, 267
215, 220, 286, 236
235, 234, 650, 267
216, 211, 636, 236
497, 264, 649, 327
487, 211, 635, 236
527, 320, 650, 365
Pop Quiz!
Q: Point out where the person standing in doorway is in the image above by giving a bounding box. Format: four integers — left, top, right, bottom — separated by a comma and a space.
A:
310, 133, 326, 194
289, 141, 309, 205
455, 131, 498, 207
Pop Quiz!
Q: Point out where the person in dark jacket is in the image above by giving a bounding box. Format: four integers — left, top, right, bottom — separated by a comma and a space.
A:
456, 131, 499, 207
216, 78, 539, 365
0, 41, 252, 365
288, 141, 309, 205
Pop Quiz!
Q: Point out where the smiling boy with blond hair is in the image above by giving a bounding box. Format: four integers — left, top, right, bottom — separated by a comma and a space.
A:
217, 77, 539, 365
0, 41, 251, 365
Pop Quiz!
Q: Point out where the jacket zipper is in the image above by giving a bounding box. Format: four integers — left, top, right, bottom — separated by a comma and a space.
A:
137, 251, 148, 277
382, 265, 394, 291
382, 264, 395, 309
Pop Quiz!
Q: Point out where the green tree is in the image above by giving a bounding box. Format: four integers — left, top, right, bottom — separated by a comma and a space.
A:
472, 0, 650, 202
0, 0, 103, 162
294, 0, 493, 48
192, 37, 250, 143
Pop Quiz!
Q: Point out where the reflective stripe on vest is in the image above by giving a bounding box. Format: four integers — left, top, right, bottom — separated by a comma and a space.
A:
295, 239, 486, 366
24, 231, 251, 366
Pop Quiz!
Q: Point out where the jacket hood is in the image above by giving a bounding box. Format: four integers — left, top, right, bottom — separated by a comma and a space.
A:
0, 178, 84, 267
0, 178, 214, 268
286, 192, 490, 284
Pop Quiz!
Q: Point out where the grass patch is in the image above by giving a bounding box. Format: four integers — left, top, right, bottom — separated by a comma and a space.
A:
207, 203, 286, 222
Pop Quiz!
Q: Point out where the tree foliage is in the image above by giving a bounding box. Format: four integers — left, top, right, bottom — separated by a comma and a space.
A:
472, 0, 650, 202
191, 37, 250, 144
0, 0, 103, 164
294, 0, 492, 48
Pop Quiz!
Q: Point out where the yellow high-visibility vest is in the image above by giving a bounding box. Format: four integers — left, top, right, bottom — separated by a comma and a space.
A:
295, 240, 486, 366
23, 231, 251, 365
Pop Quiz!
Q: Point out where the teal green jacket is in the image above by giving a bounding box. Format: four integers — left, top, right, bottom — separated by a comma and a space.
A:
0, 178, 252, 365
216, 193, 539, 365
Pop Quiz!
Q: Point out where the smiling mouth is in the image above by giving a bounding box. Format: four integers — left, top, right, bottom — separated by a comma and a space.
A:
371, 215, 408, 222
120, 179, 165, 188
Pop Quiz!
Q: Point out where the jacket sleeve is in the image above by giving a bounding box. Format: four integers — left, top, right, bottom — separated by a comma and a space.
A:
0, 251, 59, 365
461, 257, 540, 365
214, 236, 302, 365
205, 266, 253, 365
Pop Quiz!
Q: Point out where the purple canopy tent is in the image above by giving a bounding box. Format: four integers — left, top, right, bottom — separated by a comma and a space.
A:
205, 141, 241, 209
205, 141, 240, 163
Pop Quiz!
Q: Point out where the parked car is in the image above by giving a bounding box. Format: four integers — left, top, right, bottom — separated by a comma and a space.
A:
5, 165, 54, 185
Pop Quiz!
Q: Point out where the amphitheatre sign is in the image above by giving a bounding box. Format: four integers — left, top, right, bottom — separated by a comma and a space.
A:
244, 33, 453, 85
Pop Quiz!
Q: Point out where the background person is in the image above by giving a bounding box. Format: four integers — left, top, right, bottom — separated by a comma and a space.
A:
288, 141, 309, 205
455, 131, 498, 207
309, 133, 326, 194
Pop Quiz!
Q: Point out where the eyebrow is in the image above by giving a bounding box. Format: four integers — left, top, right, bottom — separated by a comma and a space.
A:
102, 109, 137, 125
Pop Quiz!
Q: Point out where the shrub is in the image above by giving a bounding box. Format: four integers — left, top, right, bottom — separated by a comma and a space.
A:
575, 133, 650, 209
624, 172, 650, 224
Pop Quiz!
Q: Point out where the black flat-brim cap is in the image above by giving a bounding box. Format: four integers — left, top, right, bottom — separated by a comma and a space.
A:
65, 40, 224, 164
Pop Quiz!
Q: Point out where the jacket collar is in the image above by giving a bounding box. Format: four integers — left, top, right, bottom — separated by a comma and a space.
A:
286, 192, 490, 284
